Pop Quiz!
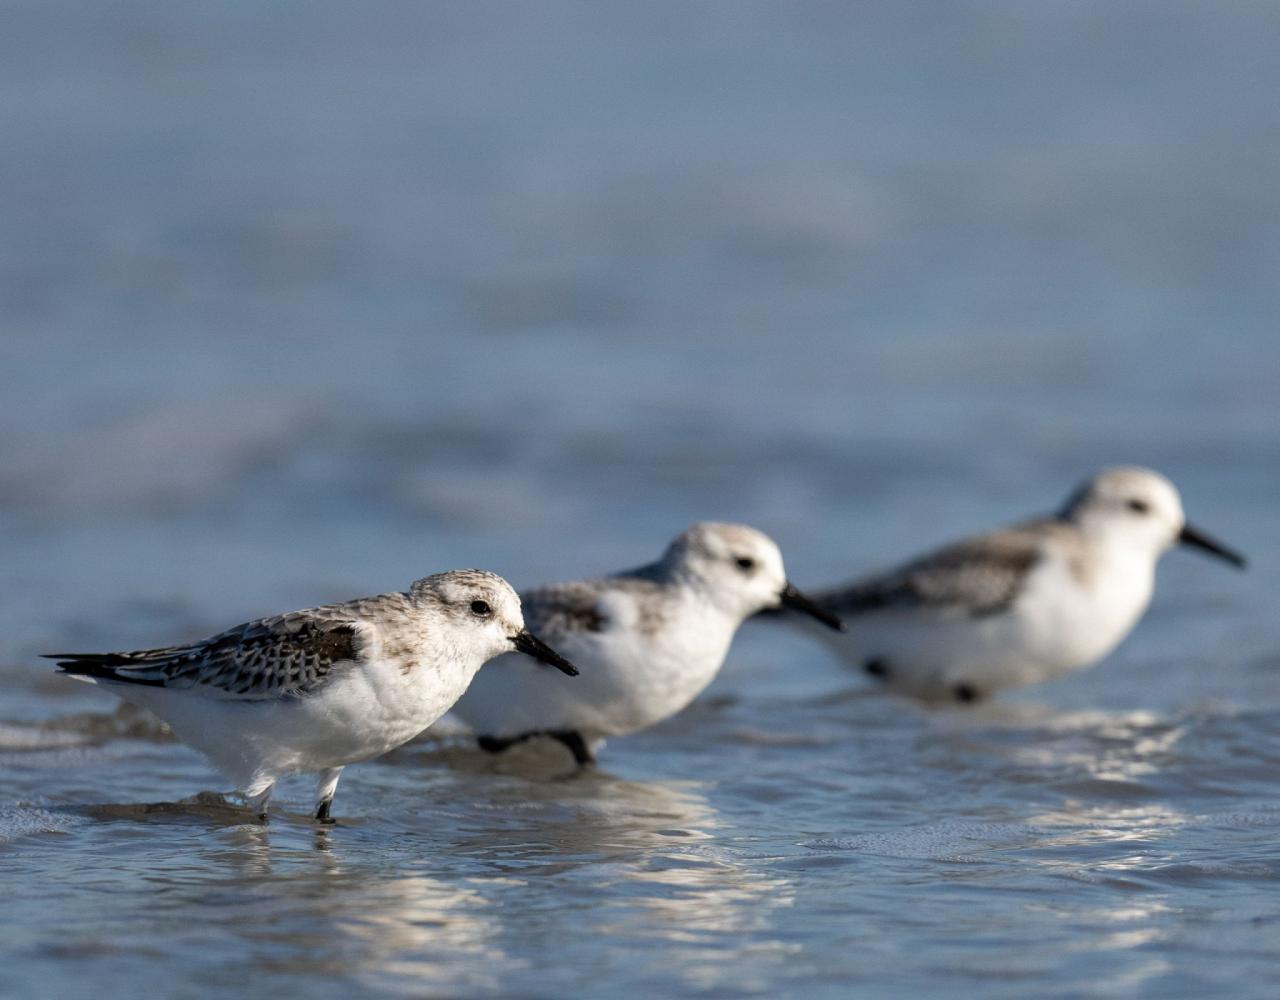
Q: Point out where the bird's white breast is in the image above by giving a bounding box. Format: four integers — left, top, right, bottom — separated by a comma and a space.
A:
454, 587, 737, 740
1013, 535, 1156, 677
814, 532, 1159, 699
118, 626, 485, 789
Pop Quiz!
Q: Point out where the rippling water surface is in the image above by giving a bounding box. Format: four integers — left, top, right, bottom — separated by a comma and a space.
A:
2, 3, 1279, 997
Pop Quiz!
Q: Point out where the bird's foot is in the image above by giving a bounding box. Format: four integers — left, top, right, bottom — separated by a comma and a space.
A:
864, 658, 890, 679
548, 730, 596, 767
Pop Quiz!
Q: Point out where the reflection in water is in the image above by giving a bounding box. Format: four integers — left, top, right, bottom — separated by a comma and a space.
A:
222, 822, 280, 875
500, 774, 798, 996
414, 769, 795, 995
440, 765, 725, 862
627, 862, 794, 935
1031, 803, 1190, 848
936, 705, 1189, 786
621, 863, 798, 995
1024, 894, 1178, 989
943, 707, 1197, 866
99, 768, 799, 997
141, 829, 515, 994
1001, 710, 1186, 784
331, 875, 509, 995
4, 693, 1278, 998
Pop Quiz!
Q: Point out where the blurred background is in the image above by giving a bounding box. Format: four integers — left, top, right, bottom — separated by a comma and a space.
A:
2, 1, 1276, 659
2, 3, 1279, 997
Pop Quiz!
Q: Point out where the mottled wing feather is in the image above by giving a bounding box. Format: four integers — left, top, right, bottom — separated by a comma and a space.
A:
47, 612, 367, 700
820, 526, 1046, 619
519, 582, 609, 642
515, 571, 670, 660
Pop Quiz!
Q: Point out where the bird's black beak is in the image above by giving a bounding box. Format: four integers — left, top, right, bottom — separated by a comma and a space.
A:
1178, 523, 1247, 569
778, 582, 845, 631
511, 630, 579, 676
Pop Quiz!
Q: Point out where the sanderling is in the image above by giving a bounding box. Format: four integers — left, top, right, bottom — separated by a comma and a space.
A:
449, 522, 843, 765
45, 569, 578, 821
792, 467, 1245, 703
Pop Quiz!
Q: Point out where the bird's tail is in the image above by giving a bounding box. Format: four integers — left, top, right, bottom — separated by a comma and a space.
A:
43, 651, 174, 687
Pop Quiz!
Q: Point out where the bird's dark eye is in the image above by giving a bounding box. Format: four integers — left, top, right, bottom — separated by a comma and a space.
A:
735, 556, 756, 572
1127, 499, 1150, 514
470, 600, 492, 617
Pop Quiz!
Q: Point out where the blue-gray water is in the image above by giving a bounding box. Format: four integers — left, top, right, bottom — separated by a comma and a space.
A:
2, 2, 1279, 997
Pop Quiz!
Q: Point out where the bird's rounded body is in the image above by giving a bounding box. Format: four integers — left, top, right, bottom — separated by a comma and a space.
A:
451, 522, 842, 760
116, 639, 481, 796
813, 520, 1157, 701
457, 580, 738, 744
46, 569, 579, 818
802, 468, 1243, 703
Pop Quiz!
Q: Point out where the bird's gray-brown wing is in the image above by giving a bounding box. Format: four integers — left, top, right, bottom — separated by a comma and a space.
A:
517, 573, 670, 651
519, 581, 611, 642
45, 608, 372, 700
818, 523, 1052, 620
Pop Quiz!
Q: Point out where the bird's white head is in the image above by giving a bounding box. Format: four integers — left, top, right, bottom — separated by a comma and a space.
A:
1060, 467, 1245, 569
411, 570, 579, 674
663, 522, 844, 629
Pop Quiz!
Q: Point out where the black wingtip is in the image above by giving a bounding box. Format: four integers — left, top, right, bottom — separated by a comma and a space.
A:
51, 661, 110, 682
44, 655, 167, 687
44, 653, 96, 672
44, 652, 128, 666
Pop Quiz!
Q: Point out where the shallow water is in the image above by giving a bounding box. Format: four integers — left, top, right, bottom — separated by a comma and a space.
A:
2, 2, 1280, 997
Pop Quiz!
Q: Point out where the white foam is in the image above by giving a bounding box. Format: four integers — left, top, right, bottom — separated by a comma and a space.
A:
0, 723, 90, 752
0, 804, 81, 845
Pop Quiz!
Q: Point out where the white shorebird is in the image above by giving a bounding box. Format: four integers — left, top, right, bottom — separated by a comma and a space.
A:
449, 522, 844, 765
46, 570, 578, 821
792, 467, 1245, 703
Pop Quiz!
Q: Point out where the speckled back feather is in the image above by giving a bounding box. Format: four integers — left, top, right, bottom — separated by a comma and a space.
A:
43, 595, 415, 699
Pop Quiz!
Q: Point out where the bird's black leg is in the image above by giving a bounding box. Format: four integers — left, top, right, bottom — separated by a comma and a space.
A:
548, 730, 595, 766
313, 767, 342, 824
477, 734, 530, 754
478, 730, 594, 766
247, 784, 274, 824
